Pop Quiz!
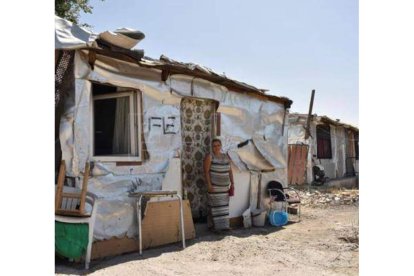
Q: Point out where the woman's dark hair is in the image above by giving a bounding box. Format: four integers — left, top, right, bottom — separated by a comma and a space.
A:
212, 138, 222, 145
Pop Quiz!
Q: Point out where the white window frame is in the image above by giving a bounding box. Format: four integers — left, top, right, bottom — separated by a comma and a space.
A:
90, 90, 142, 162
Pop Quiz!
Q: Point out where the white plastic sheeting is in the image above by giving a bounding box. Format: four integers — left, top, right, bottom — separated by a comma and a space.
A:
59, 49, 289, 240
235, 140, 274, 172
55, 16, 143, 50
287, 124, 308, 145
253, 135, 287, 169
88, 173, 163, 239
228, 168, 250, 218
55, 16, 96, 49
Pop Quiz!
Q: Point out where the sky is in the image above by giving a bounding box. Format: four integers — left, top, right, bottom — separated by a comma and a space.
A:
80, 0, 358, 126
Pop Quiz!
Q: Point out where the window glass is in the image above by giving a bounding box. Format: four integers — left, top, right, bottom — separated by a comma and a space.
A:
91, 82, 140, 161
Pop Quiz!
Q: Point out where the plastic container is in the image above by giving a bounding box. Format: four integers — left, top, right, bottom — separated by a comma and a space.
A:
251, 209, 267, 227
269, 210, 288, 226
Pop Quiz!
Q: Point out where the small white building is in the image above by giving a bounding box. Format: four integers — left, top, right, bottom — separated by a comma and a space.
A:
287, 113, 359, 185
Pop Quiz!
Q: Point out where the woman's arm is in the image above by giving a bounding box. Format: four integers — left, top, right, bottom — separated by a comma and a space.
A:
227, 153, 235, 187
204, 154, 213, 192
229, 164, 234, 188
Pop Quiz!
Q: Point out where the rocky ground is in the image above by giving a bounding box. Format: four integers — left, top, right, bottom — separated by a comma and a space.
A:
298, 187, 359, 207
56, 188, 359, 276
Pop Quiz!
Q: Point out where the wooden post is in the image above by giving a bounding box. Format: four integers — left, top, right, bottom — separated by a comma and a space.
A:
79, 162, 90, 215
305, 90, 315, 140
55, 160, 66, 212
257, 173, 262, 209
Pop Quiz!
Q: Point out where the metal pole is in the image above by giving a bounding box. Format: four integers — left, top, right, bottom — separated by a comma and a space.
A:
177, 194, 186, 249
138, 195, 143, 255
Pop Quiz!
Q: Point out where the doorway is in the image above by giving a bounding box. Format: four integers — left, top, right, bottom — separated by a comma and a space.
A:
288, 144, 309, 185
180, 97, 217, 219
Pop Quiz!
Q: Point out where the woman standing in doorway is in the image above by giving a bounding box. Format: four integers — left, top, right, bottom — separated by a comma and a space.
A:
204, 138, 234, 231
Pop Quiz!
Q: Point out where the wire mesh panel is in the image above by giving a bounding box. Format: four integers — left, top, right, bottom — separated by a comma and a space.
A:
55, 50, 75, 107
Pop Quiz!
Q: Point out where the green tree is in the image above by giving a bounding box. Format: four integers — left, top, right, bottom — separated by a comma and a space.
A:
55, 0, 102, 27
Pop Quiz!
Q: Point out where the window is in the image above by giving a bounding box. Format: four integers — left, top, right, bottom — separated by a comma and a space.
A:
316, 124, 332, 159
91, 83, 142, 162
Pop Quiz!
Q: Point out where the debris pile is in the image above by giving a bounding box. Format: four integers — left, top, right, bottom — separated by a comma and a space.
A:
296, 189, 359, 207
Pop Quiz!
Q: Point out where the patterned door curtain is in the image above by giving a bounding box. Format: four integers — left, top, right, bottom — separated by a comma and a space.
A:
181, 98, 217, 219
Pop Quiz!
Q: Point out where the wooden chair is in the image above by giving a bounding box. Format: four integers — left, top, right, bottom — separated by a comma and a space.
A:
55, 160, 97, 269
55, 160, 90, 217
55, 192, 98, 269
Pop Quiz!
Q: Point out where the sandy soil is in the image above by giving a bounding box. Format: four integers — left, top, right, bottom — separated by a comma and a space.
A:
56, 203, 358, 276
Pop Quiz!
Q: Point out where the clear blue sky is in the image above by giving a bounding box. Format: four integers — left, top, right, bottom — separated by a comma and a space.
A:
80, 0, 358, 126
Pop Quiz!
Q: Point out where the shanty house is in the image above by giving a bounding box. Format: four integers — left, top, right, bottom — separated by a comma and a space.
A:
287, 113, 359, 186
55, 16, 293, 258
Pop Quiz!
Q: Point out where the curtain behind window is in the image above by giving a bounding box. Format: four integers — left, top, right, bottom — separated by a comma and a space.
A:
112, 97, 131, 155
316, 125, 332, 159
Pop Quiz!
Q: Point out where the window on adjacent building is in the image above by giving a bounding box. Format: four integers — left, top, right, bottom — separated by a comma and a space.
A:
316, 124, 332, 159
91, 82, 142, 162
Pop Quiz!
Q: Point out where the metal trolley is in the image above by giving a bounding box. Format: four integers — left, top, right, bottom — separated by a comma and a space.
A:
267, 181, 301, 222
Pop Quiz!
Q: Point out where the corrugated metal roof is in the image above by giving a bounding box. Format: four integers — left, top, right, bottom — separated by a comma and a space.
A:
290, 113, 358, 131
55, 16, 292, 107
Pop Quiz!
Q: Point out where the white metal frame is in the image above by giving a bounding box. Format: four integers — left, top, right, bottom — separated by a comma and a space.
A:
90, 90, 142, 162
268, 188, 301, 222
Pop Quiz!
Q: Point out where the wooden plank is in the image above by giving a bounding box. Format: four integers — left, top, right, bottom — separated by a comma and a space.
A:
55, 210, 91, 217
91, 199, 195, 260
297, 145, 309, 184
55, 160, 66, 211
288, 145, 309, 185
141, 200, 195, 249
91, 237, 138, 260
292, 145, 306, 185
79, 162, 90, 216
292, 145, 301, 184
116, 161, 143, 166
130, 191, 178, 196
294, 145, 302, 184
60, 193, 82, 198
287, 145, 294, 185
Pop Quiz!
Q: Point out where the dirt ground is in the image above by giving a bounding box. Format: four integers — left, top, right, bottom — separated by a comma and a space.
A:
56, 202, 359, 276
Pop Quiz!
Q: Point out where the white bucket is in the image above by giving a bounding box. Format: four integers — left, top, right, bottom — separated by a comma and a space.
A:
251, 209, 267, 227
270, 201, 286, 212
242, 208, 252, 228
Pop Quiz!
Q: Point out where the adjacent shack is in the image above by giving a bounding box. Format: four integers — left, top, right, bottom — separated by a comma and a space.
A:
55, 16, 293, 258
287, 113, 359, 186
